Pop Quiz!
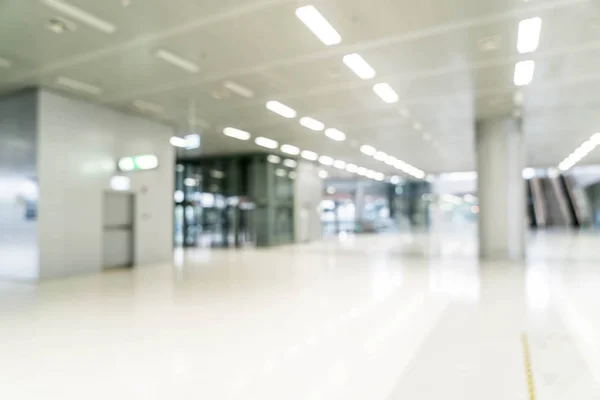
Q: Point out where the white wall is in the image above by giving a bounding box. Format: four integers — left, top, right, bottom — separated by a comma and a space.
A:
0, 90, 38, 280
37, 90, 174, 279
294, 161, 323, 242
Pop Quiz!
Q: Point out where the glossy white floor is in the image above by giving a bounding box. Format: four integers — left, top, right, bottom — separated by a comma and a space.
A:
1, 230, 600, 399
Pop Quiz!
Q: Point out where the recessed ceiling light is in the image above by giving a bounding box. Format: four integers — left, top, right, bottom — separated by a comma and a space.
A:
360, 145, 376, 156
517, 17, 542, 54
266, 101, 297, 119
223, 127, 251, 141
255, 136, 278, 149
374, 172, 385, 181
0, 57, 12, 68
374, 151, 387, 161
319, 155, 334, 166
324, 128, 346, 141
170, 137, 189, 148
132, 99, 164, 114
295, 5, 341, 46
300, 116, 325, 131
41, 0, 116, 33
384, 155, 397, 165
155, 49, 200, 73
281, 144, 300, 155
413, 122, 422, 131
267, 155, 281, 164
333, 160, 346, 169
373, 83, 399, 104
275, 168, 288, 177
346, 163, 358, 173
283, 159, 297, 168
319, 170, 329, 179
56, 76, 102, 95
224, 80, 254, 98
301, 150, 318, 161
342, 53, 376, 80
514, 60, 535, 86
356, 167, 367, 176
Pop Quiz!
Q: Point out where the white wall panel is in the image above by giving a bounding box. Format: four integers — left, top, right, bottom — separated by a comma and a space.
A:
293, 161, 323, 243
37, 90, 174, 279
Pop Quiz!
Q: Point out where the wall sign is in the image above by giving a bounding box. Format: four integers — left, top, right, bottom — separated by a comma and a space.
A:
118, 154, 159, 171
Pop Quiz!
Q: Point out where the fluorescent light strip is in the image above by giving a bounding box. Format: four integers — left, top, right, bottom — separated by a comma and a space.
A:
224, 80, 254, 98
517, 17, 542, 54
41, 0, 116, 33
223, 127, 251, 141
281, 144, 300, 155
56, 76, 103, 95
360, 145, 376, 156
266, 101, 297, 118
373, 83, 399, 103
343, 53, 376, 80
514, 60, 535, 86
267, 155, 281, 164
374, 151, 387, 161
295, 5, 341, 46
346, 164, 358, 173
319, 170, 329, 179
333, 160, 346, 169
155, 49, 200, 73
301, 150, 318, 161
170, 137, 188, 148
283, 159, 297, 168
0, 57, 11, 68
255, 136, 278, 149
558, 133, 600, 171
299, 116, 325, 131
319, 156, 334, 166
324, 128, 346, 141
133, 99, 164, 114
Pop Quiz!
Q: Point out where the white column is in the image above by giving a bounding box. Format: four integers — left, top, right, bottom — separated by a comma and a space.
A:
476, 117, 526, 260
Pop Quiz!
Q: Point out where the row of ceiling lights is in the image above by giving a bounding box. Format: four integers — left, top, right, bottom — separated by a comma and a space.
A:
222, 127, 386, 182
243, 5, 423, 181
514, 17, 542, 86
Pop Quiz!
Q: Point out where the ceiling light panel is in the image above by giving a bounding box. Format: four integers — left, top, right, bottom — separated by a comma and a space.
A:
155, 49, 200, 73
333, 160, 346, 169
283, 159, 297, 168
170, 136, 188, 148
343, 53, 376, 80
267, 155, 281, 164
301, 150, 318, 161
255, 136, 278, 149
223, 127, 251, 141
517, 17, 542, 54
300, 117, 325, 131
41, 0, 116, 33
514, 60, 535, 86
319, 156, 334, 166
324, 128, 346, 141
295, 5, 341, 46
223, 80, 254, 98
56, 76, 102, 95
360, 145, 376, 156
373, 83, 399, 103
266, 101, 297, 119
281, 144, 300, 155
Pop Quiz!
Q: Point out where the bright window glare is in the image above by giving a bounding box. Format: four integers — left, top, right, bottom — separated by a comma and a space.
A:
295, 5, 341, 46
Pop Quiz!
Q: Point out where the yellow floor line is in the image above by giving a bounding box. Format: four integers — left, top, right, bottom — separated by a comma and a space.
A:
521, 332, 536, 400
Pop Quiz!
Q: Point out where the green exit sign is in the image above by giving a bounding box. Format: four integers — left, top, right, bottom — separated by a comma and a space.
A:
118, 154, 159, 171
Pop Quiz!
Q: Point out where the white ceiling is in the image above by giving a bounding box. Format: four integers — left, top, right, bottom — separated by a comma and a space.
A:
1, 0, 600, 175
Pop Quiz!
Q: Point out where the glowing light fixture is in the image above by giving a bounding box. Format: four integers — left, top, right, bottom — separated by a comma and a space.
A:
155, 49, 200, 73
283, 159, 297, 168
319, 170, 329, 179
517, 17, 542, 54
223, 127, 251, 141
360, 145, 376, 156
333, 160, 346, 169
373, 83, 399, 103
224, 80, 254, 98
266, 100, 297, 118
514, 60, 535, 86
118, 154, 158, 171
346, 164, 358, 173
319, 155, 334, 166
324, 128, 346, 141
41, 0, 116, 33
343, 53, 376, 80
267, 155, 281, 164
281, 144, 301, 155
295, 5, 341, 46
300, 116, 325, 131
255, 136, 278, 149
301, 150, 318, 161
374, 151, 387, 161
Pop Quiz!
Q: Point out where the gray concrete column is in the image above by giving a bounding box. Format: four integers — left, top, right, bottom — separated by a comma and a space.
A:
476, 117, 526, 260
